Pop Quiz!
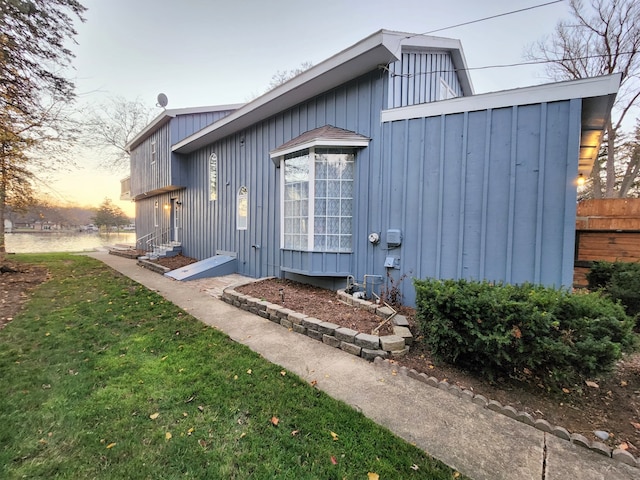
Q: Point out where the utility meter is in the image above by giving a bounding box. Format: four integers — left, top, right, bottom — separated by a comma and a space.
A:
368, 232, 380, 245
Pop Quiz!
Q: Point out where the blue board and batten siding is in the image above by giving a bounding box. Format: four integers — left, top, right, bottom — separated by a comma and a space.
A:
377, 99, 581, 305
177, 70, 388, 279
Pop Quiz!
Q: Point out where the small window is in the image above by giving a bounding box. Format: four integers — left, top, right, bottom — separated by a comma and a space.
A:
439, 78, 457, 100
237, 186, 248, 230
209, 153, 218, 201
154, 200, 159, 227
151, 141, 157, 164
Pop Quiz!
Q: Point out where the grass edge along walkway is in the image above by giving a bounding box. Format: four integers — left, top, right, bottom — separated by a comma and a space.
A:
0, 253, 465, 479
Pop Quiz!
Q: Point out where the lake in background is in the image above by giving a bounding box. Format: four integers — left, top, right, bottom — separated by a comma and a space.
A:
6, 232, 137, 253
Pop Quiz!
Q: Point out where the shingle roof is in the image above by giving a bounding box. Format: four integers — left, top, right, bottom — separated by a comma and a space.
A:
269, 125, 370, 161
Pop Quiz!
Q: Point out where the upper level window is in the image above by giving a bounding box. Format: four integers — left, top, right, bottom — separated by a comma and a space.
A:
237, 186, 248, 230
154, 200, 159, 227
439, 78, 457, 100
151, 141, 157, 164
209, 153, 218, 201
282, 148, 354, 252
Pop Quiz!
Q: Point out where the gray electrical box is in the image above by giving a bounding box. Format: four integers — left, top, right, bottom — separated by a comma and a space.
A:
384, 256, 400, 269
387, 229, 402, 247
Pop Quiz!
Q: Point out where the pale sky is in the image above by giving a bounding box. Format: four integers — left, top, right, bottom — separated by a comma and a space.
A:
48, 0, 571, 217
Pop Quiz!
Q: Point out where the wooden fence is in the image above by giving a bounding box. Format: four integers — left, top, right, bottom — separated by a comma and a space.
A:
574, 199, 640, 287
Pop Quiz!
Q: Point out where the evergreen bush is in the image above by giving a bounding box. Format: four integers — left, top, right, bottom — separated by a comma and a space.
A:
587, 261, 640, 318
414, 278, 634, 388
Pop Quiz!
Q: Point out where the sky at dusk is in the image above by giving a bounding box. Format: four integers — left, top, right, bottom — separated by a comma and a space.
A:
47, 0, 572, 216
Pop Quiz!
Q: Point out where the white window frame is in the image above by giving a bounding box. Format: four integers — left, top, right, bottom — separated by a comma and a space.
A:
280, 147, 354, 253
154, 200, 159, 227
209, 153, 218, 201
237, 186, 248, 230
151, 140, 157, 164
439, 78, 457, 100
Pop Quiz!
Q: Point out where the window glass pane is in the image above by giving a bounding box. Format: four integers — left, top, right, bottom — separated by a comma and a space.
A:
315, 160, 327, 179
284, 154, 310, 251
209, 153, 218, 201
300, 199, 308, 216
340, 217, 352, 235
342, 180, 353, 197
315, 179, 326, 197
327, 217, 339, 234
327, 180, 340, 197
314, 217, 326, 234
314, 199, 326, 216
327, 235, 340, 250
340, 199, 352, 216
237, 186, 248, 230
327, 199, 340, 216
314, 235, 326, 250
340, 235, 352, 251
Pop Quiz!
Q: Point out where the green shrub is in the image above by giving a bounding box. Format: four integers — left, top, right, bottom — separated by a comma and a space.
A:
587, 261, 640, 318
413, 278, 634, 388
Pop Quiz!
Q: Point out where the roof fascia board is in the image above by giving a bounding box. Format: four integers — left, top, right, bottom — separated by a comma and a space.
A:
380, 74, 621, 123
125, 103, 245, 152
172, 30, 407, 154
269, 138, 371, 160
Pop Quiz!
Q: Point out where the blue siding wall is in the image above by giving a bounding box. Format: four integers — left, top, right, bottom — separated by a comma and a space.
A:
388, 51, 462, 108
377, 99, 582, 305
130, 123, 172, 198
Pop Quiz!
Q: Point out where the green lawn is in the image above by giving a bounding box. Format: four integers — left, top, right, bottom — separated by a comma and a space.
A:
0, 254, 464, 479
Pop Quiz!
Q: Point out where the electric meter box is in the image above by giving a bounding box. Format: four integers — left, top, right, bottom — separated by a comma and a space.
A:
387, 229, 402, 247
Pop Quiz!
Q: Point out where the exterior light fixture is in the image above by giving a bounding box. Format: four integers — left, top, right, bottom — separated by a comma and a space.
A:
576, 173, 586, 187
164, 203, 170, 210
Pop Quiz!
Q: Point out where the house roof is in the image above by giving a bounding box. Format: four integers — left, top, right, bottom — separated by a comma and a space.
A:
269, 125, 371, 163
172, 29, 473, 154
125, 103, 244, 152
380, 73, 622, 176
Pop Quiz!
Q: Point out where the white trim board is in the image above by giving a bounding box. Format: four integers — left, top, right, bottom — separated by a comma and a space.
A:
380, 74, 621, 123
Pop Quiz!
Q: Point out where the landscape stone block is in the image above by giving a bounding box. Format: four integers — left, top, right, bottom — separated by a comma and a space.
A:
612, 449, 638, 467
392, 315, 410, 327
389, 346, 410, 358
407, 369, 421, 380
501, 405, 518, 419
516, 412, 535, 426
340, 342, 361, 356
534, 419, 552, 432
277, 308, 295, 319
292, 324, 306, 335
317, 322, 339, 335
376, 306, 394, 317
461, 389, 474, 401
334, 327, 358, 343
426, 376, 439, 388
392, 326, 413, 345
360, 348, 388, 361
570, 433, 591, 448
355, 333, 380, 350
379, 335, 405, 351
487, 400, 503, 412
288, 312, 308, 325
322, 334, 341, 348
472, 394, 488, 407
589, 442, 611, 457
258, 310, 269, 319
551, 426, 571, 441
280, 318, 293, 329
448, 385, 462, 397
438, 380, 450, 391
301, 317, 323, 329
306, 329, 323, 341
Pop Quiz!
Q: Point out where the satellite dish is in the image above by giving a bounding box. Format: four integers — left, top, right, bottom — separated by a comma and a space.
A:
156, 93, 168, 108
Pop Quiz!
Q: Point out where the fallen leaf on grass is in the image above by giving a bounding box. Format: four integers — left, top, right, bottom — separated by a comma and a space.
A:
330, 455, 337, 465
280, 370, 286, 376
367, 473, 379, 480
330, 431, 339, 441
410, 464, 419, 471
187, 428, 194, 436
585, 381, 599, 389
271, 416, 279, 426
621, 380, 628, 387
198, 439, 207, 448
291, 430, 299, 436
562, 388, 570, 394
106, 443, 116, 449
165, 432, 172, 440
618, 442, 629, 450
246, 369, 252, 375
310, 380, 318, 387
149, 412, 160, 420
454, 472, 461, 478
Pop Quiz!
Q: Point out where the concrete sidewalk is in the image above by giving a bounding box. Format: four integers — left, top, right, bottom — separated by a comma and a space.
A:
88, 251, 638, 480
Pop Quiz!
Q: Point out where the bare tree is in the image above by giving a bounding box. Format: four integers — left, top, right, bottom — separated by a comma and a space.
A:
0, 0, 86, 256
83, 96, 155, 174
266, 62, 314, 91
526, 0, 640, 198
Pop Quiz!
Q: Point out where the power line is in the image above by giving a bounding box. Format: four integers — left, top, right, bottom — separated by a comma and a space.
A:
420, 0, 566, 35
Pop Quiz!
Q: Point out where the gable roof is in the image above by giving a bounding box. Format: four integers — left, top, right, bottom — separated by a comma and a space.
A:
172, 29, 472, 155
125, 103, 244, 152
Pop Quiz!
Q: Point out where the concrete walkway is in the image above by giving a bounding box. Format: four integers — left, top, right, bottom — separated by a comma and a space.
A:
88, 251, 638, 480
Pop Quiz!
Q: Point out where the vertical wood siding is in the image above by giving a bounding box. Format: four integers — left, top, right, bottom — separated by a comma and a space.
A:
388, 51, 462, 108
379, 99, 581, 305
130, 123, 172, 197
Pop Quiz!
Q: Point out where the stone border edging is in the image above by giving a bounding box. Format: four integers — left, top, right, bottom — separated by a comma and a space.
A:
221, 280, 639, 470
372, 358, 639, 468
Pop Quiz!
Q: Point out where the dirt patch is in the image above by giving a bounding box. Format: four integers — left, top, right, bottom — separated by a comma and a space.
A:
237, 277, 640, 455
151, 254, 198, 270
0, 259, 49, 330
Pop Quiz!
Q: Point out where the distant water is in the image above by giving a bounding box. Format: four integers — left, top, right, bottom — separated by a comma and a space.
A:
5, 232, 136, 254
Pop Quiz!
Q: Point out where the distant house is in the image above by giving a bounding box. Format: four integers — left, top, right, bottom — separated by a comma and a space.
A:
4, 219, 11, 233
124, 29, 619, 306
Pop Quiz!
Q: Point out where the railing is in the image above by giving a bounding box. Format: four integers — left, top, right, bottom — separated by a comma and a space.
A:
136, 228, 173, 254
